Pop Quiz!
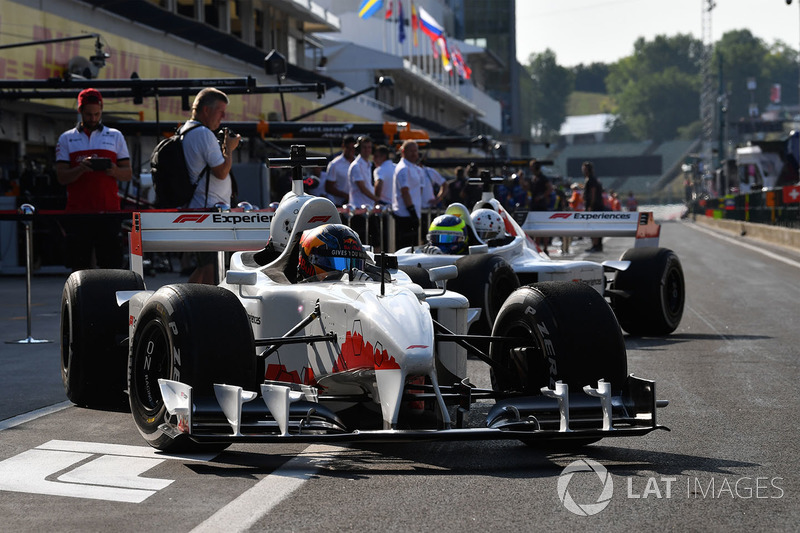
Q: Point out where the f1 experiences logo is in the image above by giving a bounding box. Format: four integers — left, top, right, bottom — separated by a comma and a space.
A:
557, 459, 614, 516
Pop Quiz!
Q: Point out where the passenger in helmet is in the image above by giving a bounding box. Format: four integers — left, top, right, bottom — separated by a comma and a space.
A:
297, 224, 368, 282
471, 208, 505, 241
426, 214, 468, 255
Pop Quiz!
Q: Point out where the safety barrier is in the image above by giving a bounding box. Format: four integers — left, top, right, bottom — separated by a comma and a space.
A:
689, 185, 800, 229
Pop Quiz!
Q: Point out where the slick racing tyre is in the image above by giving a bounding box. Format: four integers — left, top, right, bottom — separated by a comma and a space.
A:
398, 264, 435, 289
489, 282, 627, 447
129, 284, 257, 451
448, 254, 520, 336
610, 247, 685, 336
489, 281, 627, 394
61, 269, 145, 408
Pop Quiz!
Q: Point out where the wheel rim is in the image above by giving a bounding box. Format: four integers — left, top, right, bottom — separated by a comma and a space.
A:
132, 318, 171, 414
492, 321, 540, 392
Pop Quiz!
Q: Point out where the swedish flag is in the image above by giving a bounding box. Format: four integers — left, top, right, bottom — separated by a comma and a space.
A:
358, 0, 383, 19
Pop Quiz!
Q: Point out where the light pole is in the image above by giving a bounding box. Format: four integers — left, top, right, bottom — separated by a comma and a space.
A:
787, 0, 800, 114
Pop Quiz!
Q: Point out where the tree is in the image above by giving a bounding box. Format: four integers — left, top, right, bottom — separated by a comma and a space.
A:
572, 62, 609, 93
525, 49, 574, 142
606, 34, 703, 141
714, 30, 771, 121
762, 41, 799, 108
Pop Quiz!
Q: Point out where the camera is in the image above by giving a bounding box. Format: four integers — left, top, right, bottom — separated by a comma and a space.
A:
216, 127, 245, 147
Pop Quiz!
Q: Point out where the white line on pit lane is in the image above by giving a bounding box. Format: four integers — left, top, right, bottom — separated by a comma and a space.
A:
684, 221, 800, 270
0, 401, 72, 431
190, 444, 344, 533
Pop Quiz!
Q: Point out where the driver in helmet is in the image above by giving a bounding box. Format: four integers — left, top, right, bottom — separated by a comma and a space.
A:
297, 224, 369, 282
425, 214, 469, 255
470, 208, 505, 241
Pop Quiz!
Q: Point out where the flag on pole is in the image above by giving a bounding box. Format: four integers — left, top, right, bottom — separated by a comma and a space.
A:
451, 44, 471, 79
437, 38, 452, 72
411, 2, 419, 47
359, 0, 383, 19
418, 6, 444, 41
398, 0, 405, 43
385, 0, 393, 19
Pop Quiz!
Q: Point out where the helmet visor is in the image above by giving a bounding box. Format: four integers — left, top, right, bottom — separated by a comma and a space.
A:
431, 233, 463, 244
311, 255, 365, 273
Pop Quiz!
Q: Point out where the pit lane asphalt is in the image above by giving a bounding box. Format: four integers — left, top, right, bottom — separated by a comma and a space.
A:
1, 216, 799, 532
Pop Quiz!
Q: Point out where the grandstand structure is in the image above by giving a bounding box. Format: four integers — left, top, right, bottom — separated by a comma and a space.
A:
532, 139, 700, 203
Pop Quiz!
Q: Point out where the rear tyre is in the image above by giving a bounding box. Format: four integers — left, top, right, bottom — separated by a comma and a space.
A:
128, 284, 257, 451
489, 282, 627, 446
448, 254, 520, 336
611, 247, 684, 336
398, 264, 435, 289
60, 269, 145, 408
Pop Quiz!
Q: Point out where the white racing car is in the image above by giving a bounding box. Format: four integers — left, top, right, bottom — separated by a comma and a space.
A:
60, 146, 668, 451
395, 173, 685, 338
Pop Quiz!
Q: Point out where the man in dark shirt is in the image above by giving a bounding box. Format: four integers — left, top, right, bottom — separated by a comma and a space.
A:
582, 161, 605, 252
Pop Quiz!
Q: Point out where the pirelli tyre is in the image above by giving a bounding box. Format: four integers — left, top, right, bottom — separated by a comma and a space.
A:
610, 247, 685, 336
489, 282, 627, 446
398, 264, 435, 289
447, 254, 520, 336
129, 284, 257, 451
489, 281, 627, 394
61, 269, 145, 408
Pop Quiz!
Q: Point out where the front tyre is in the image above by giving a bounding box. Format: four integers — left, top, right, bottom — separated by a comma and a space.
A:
489, 281, 627, 394
128, 284, 257, 451
489, 282, 628, 447
611, 247, 685, 336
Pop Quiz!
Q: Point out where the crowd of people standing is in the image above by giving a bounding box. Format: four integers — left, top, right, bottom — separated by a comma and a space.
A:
299, 136, 643, 256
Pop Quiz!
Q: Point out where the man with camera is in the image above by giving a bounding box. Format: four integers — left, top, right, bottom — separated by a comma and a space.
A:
182, 87, 240, 210
181, 87, 241, 283
56, 88, 132, 271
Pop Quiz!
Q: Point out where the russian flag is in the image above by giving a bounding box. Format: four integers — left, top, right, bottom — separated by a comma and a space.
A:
359, 0, 383, 19
418, 6, 444, 41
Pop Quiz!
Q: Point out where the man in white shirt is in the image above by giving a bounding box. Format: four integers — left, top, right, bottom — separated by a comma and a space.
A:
325, 135, 356, 206
392, 140, 424, 248
182, 88, 240, 210
348, 135, 380, 243
420, 164, 448, 209
373, 145, 395, 205
181, 87, 240, 284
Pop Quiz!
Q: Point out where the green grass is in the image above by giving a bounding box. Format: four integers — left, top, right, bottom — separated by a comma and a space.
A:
567, 91, 615, 116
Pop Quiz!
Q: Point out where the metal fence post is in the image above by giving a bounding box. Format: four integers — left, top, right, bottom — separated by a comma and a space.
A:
6, 203, 52, 345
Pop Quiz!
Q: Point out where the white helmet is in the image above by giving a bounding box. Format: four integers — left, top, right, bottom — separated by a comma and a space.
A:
471, 208, 505, 241
268, 191, 315, 252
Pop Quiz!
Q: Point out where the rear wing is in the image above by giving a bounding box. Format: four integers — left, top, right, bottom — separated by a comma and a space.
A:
519, 211, 660, 247
129, 211, 272, 278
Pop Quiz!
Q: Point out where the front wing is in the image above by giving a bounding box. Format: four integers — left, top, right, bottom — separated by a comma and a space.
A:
155, 375, 668, 445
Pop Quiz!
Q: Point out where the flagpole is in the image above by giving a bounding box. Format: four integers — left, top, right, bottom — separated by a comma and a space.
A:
406, 0, 412, 64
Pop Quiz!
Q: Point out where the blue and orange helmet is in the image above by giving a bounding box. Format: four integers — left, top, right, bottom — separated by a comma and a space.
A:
297, 224, 367, 281
427, 214, 468, 255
